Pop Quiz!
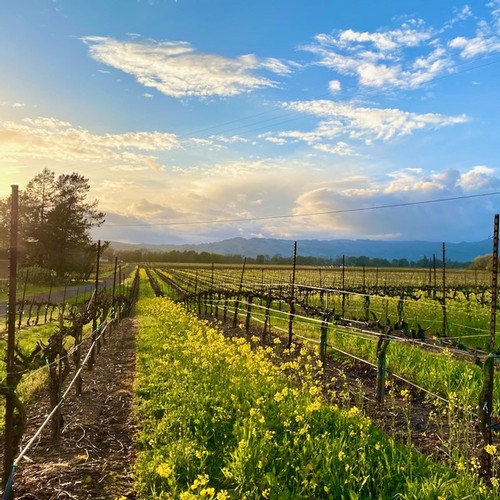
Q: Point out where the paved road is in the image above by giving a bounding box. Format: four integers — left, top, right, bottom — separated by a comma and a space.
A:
0, 264, 135, 319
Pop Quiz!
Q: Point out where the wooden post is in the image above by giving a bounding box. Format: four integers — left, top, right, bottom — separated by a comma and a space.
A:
44, 284, 53, 324
17, 268, 29, 330
210, 263, 214, 315
245, 295, 253, 335
441, 243, 447, 337
232, 258, 247, 328
287, 242, 297, 348
479, 214, 499, 450
94, 240, 101, 348
88, 241, 101, 370
432, 253, 437, 299
341, 255, 346, 319
109, 257, 118, 335
74, 320, 83, 396
319, 312, 331, 365
3, 185, 18, 498
194, 271, 200, 314
263, 291, 272, 341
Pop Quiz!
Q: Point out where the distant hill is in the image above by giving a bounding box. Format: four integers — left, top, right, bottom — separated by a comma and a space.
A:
109, 237, 492, 262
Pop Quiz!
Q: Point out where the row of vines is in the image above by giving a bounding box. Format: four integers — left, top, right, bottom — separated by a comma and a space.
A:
134, 270, 498, 498
0, 265, 139, 498
141, 260, 500, 482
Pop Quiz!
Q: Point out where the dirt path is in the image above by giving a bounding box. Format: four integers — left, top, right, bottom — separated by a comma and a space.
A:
11, 318, 138, 499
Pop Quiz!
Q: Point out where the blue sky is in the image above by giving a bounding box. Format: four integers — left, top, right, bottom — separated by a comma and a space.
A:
1, 0, 500, 244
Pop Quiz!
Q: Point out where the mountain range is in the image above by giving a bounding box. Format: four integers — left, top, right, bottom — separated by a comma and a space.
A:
109, 237, 492, 262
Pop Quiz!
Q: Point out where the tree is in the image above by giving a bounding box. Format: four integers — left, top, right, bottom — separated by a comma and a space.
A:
21, 168, 56, 266
469, 254, 497, 270
0, 197, 9, 257
0, 169, 105, 280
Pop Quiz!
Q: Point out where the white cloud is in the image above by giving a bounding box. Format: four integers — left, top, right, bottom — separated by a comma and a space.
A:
272, 100, 467, 153
335, 27, 432, 52
260, 135, 288, 145
1, 101, 25, 108
82, 36, 292, 98
489, 0, 500, 30
301, 23, 457, 90
312, 142, 356, 156
208, 134, 250, 144
301, 5, 500, 91
281, 165, 500, 240
328, 80, 341, 93
0, 117, 178, 170
449, 34, 500, 58
458, 165, 500, 191
448, 1, 500, 58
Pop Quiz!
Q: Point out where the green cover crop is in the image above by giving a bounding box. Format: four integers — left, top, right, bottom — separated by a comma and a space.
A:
134, 296, 495, 499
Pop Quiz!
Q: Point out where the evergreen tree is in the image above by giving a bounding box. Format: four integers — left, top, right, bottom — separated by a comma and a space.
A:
0, 169, 105, 280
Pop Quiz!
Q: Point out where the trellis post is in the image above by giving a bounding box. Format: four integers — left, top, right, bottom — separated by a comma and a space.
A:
287, 242, 297, 348
111, 256, 118, 331
44, 284, 53, 324
263, 291, 272, 341
18, 269, 29, 330
319, 312, 331, 365
232, 258, 246, 328
341, 255, 346, 318
88, 240, 100, 370
479, 213, 499, 453
210, 262, 214, 314
441, 242, 447, 337
3, 185, 18, 499
245, 295, 253, 335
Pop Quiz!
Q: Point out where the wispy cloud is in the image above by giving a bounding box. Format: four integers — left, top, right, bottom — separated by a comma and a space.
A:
81, 36, 293, 98
0, 117, 179, 170
448, 0, 500, 58
1, 101, 25, 108
263, 100, 468, 154
301, 3, 500, 91
300, 22, 455, 90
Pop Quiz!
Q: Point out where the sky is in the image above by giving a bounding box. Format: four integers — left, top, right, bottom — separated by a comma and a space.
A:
1, 0, 500, 245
